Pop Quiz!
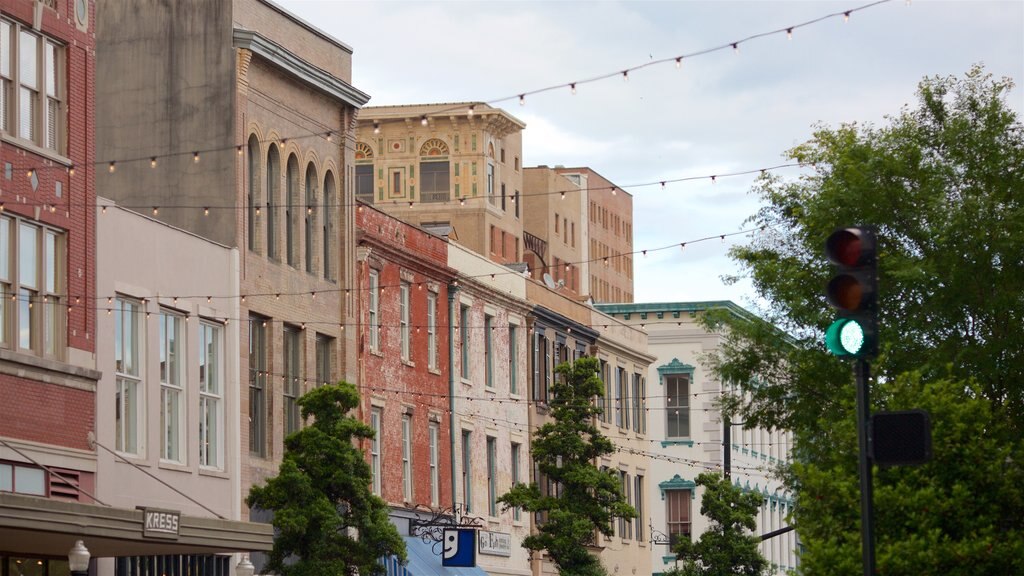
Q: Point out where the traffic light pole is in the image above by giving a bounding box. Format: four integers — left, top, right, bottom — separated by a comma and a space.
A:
855, 358, 876, 576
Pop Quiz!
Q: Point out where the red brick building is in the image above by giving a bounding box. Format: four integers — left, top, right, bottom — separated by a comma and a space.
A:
0, 0, 101, 555
356, 203, 456, 518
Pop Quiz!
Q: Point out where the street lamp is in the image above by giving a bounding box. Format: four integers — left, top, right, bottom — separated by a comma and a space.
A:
236, 555, 255, 576
68, 540, 90, 576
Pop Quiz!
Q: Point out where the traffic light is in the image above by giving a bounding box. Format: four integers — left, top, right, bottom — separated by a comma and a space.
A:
824, 227, 878, 358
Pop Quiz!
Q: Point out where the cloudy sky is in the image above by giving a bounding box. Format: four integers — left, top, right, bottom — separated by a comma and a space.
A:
278, 0, 1023, 308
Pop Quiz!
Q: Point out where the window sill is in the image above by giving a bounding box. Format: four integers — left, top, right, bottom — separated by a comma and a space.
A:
370, 348, 383, 357
484, 385, 496, 394
158, 460, 191, 473
0, 133, 71, 167
661, 439, 695, 448
199, 466, 229, 479
428, 367, 441, 376
115, 453, 150, 467
402, 359, 416, 369
0, 347, 101, 390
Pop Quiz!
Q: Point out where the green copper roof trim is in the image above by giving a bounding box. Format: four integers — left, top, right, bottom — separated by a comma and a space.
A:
657, 358, 695, 378
658, 474, 697, 500
595, 300, 756, 321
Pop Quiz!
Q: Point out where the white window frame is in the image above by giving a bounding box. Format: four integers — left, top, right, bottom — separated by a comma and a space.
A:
486, 436, 497, 516
508, 325, 518, 394
402, 413, 412, 502
400, 281, 410, 361
484, 315, 494, 387
283, 325, 302, 436
159, 309, 185, 463
429, 421, 439, 506
198, 321, 223, 469
370, 407, 382, 496
666, 374, 691, 439
368, 270, 380, 352
115, 297, 143, 456
0, 19, 65, 153
426, 292, 437, 370
0, 216, 64, 358
511, 442, 521, 520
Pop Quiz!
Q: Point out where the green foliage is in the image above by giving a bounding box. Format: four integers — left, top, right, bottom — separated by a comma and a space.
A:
247, 382, 405, 576
703, 66, 1024, 574
673, 473, 768, 576
498, 356, 636, 576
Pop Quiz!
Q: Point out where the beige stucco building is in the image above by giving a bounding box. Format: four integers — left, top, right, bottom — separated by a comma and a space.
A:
521, 167, 585, 300
596, 302, 797, 576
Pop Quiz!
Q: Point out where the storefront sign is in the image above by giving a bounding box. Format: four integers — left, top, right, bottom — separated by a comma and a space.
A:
442, 528, 476, 567
478, 530, 511, 557
142, 507, 180, 539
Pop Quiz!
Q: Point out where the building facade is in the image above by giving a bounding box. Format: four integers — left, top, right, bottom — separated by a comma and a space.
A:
93, 1, 370, 552
448, 241, 532, 576
521, 167, 584, 300
595, 301, 797, 575
354, 103, 526, 267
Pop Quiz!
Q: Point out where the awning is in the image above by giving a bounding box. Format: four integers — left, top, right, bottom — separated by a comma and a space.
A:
384, 536, 490, 576
0, 492, 273, 557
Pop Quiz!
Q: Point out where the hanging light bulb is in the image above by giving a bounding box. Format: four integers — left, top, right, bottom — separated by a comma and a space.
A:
467, 105, 475, 117
108, 162, 116, 173
68, 165, 75, 177
237, 145, 243, 155
420, 115, 428, 126
26, 168, 34, 179
150, 157, 157, 168
675, 57, 682, 68
204, 207, 210, 216
786, 27, 793, 40
570, 83, 577, 95
193, 151, 200, 163
843, 11, 850, 22
732, 42, 739, 54
373, 122, 381, 134
622, 70, 629, 82
518, 94, 525, 106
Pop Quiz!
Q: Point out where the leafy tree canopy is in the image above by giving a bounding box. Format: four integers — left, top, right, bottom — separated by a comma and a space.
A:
247, 382, 405, 576
673, 472, 768, 576
702, 66, 1024, 574
498, 356, 636, 576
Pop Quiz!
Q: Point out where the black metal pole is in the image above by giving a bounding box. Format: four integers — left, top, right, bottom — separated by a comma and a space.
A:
723, 414, 731, 480
855, 358, 875, 576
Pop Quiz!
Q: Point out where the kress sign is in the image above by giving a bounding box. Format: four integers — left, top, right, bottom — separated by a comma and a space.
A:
141, 507, 181, 539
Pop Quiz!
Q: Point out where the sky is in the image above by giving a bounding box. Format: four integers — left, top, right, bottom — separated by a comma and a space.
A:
277, 0, 1023, 309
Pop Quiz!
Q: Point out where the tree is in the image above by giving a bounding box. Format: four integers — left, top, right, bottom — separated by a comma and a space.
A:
498, 356, 636, 576
702, 66, 1024, 574
672, 473, 768, 576
247, 382, 406, 576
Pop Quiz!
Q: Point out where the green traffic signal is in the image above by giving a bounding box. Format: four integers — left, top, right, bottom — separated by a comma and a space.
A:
825, 318, 866, 356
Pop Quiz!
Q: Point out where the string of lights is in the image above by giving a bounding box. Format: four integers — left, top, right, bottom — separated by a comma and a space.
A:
9, 1, 893, 176
46, 225, 770, 309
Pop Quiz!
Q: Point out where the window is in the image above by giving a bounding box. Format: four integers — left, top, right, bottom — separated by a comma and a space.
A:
0, 216, 64, 357
514, 190, 520, 218
286, 155, 299, 266
429, 421, 440, 506
486, 436, 497, 516
368, 270, 380, 351
500, 183, 506, 211
510, 442, 521, 520
666, 374, 690, 438
666, 489, 692, 545
370, 408, 382, 495
615, 367, 624, 428
601, 360, 611, 423
266, 145, 280, 260
420, 161, 450, 203
619, 471, 632, 539
249, 314, 268, 457
508, 325, 518, 394
304, 163, 317, 274
355, 164, 374, 204
323, 172, 336, 280
390, 169, 402, 197
199, 322, 223, 469
484, 315, 494, 387
402, 413, 412, 502
427, 292, 437, 370
316, 333, 333, 386
635, 475, 645, 542
115, 297, 142, 455
461, 430, 472, 512
247, 135, 261, 252
460, 305, 470, 379
283, 325, 301, 436
400, 282, 410, 361
633, 373, 644, 433
486, 163, 495, 204
159, 310, 185, 463
0, 20, 64, 152
0, 462, 45, 495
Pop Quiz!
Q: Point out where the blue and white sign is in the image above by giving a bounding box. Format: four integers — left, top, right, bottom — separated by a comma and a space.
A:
441, 528, 477, 567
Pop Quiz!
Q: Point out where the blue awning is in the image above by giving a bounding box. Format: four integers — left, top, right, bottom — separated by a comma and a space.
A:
383, 536, 490, 576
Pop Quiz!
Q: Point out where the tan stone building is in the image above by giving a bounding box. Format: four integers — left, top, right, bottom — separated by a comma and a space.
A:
95, 2, 369, 565
355, 103, 526, 267
555, 168, 635, 304
522, 167, 585, 300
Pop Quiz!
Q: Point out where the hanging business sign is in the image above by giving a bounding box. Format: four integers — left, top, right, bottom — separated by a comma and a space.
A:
478, 530, 511, 557
142, 507, 181, 539
441, 528, 477, 567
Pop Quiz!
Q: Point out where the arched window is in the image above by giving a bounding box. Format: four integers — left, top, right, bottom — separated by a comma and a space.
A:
323, 171, 336, 281
286, 154, 300, 267
355, 142, 374, 205
419, 138, 450, 203
266, 144, 280, 260
304, 162, 318, 274
247, 135, 261, 253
